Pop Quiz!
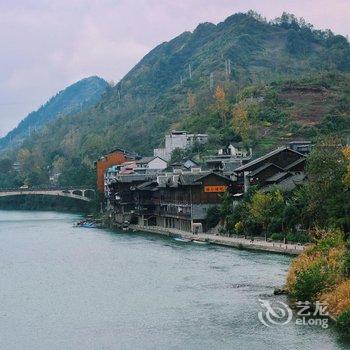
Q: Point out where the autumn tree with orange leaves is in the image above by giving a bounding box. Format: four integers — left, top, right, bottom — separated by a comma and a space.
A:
232, 102, 250, 143
213, 85, 229, 126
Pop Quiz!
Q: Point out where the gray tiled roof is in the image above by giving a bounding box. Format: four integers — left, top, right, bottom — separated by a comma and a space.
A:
179, 171, 211, 185
262, 173, 306, 192
115, 174, 155, 183
283, 158, 306, 170
265, 172, 290, 183
136, 156, 156, 164
247, 163, 283, 177
234, 147, 305, 172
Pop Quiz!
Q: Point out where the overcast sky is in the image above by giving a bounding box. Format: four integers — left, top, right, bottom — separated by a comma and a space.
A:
0, 0, 349, 137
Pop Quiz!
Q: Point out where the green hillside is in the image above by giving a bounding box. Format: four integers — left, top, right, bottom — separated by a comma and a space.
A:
1, 11, 349, 187
0, 76, 108, 152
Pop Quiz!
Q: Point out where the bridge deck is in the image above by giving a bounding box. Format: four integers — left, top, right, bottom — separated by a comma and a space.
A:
0, 188, 95, 202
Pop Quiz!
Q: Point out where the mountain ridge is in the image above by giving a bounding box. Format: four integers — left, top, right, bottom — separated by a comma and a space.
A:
0, 76, 108, 152
1, 11, 349, 187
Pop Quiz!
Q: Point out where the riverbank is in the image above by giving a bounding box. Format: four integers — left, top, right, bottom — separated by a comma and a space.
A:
286, 230, 350, 333
128, 224, 305, 255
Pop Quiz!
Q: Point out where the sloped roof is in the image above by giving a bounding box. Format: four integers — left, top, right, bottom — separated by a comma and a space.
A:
289, 140, 312, 144
283, 157, 306, 170
179, 171, 233, 186
179, 171, 211, 185
228, 141, 244, 148
265, 172, 290, 183
136, 180, 158, 191
137, 156, 157, 164
234, 147, 305, 172
222, 160, 245, 172
262, 173, 306, 192
114, 174, 154, 183
247, 163, 283, 178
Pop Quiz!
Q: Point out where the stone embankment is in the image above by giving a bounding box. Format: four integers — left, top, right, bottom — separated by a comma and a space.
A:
129, 225, 305, 255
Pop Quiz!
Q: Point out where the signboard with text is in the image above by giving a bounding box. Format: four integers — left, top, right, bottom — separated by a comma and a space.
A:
204, 186, 227, 193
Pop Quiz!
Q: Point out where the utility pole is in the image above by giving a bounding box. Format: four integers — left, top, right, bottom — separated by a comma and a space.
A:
210, 73, 214, 91
225, 59, 232, 79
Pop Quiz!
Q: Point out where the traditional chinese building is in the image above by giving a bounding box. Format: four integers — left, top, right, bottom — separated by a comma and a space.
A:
234, 146, 307, 193
108, 170, 234, 233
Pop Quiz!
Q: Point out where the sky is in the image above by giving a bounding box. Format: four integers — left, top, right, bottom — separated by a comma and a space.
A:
0, 0, 349, 137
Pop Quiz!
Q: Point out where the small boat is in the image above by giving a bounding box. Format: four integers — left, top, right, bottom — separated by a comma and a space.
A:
74, 220, 101, 229
192, 239, 209, 245
174, 237, 191, 243
81, 222, 97, 228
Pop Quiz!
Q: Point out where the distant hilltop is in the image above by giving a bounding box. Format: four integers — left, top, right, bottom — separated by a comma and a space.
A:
0, 76, 108, 152
0, 11, 349, 189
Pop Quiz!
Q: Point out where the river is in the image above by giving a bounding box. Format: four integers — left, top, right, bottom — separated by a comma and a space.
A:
0, 210, 348, 350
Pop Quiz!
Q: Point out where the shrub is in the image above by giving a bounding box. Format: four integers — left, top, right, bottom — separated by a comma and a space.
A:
286, 231, 310, 243
286, 232, 346, 301
308, 230, 344, 254
270, 232, 285, 241
206, 206, 221, 229
292, 260, 336, 301
336, 308, 350, 333
234, 221, 244, 235
320, 280, 350, 317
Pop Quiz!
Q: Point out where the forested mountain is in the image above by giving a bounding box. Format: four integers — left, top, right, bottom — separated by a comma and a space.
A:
1, 11, 349, 187
0, 76, 108, 151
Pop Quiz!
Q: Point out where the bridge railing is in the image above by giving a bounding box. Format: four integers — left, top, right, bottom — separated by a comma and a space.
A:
0, 187, 96, 193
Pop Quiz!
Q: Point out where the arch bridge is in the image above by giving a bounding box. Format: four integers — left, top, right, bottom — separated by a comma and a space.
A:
0, 187, 96, 202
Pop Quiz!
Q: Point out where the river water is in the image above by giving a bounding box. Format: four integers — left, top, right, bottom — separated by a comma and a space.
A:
0, 210, 348, 350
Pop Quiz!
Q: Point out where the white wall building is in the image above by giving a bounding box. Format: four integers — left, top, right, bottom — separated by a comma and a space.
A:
136, 156, 168, 170
154, 130, 208, 161
218, 142, 251, 158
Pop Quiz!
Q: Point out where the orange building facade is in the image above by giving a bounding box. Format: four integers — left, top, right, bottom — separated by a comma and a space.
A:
96, 149, 135, 194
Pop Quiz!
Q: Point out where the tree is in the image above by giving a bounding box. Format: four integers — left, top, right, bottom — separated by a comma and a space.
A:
306, 136, 349, 230
213, 85, 229, 125
232, 102, 250, 143
206, 206, 221, 229
286, 30, 310, 56
0, 158, 12, 174
249, 191, 272, 233
343, 146, 350, 188
58, 160, 95, 187
187, 91, 197, 111
169, 148, 187, 164
248, 189, 286, 238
